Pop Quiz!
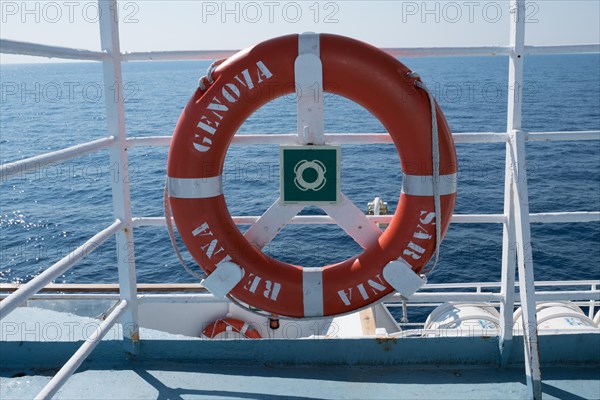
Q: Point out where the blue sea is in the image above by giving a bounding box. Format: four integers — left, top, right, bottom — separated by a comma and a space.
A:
1, 55, 599, 307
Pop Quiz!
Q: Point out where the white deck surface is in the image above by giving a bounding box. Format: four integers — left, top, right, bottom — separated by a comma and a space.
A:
2, 307, 599, 399
2, 364, 599, 400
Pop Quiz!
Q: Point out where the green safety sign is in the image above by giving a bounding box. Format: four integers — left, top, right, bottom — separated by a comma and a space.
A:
280, 146, 340, 205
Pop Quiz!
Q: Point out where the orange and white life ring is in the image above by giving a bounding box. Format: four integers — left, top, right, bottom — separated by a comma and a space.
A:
202, 318, 262, 339
167, 34, 457, 318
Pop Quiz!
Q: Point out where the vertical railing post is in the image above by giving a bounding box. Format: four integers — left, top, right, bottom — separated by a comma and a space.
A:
505, 0, 541, 398
509, 129, 542, 399
98, 0, 139, 354
590, 283, 597, 319
499, 148, 516, 365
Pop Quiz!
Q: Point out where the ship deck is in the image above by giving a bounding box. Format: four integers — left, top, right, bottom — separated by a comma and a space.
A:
2, 359, 599, 400
2, 308, 599, 400
1, 1, 600, 399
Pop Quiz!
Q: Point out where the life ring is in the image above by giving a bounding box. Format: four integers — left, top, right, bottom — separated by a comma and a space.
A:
202, 318, 262, 339
167, 34, 457, 318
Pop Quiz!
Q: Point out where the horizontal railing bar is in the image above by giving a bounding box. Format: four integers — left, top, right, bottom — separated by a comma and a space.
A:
34, 300, 128, 400
454, 133, 510, 143
0, 39, 108, 61
0, 283, 208, 293
422, 280, 599, 289
122, 50, 237, 61
3, 41, 595, 63
2, 280, 596, 295
1, 137, 115, 181
0, 220, 123, 320
138, 291, 598, 304
4, 289, 597, 304
138, 293, 224, 304
120, 46, 511, 62
529, 212, 600, 223
134, 212, 599, 228
393, 327, 600, 338
396, 292, 503, 302
126, 130, 600, 149
526, 131, 600, 141
126, 132, 510, 148
390, 290, 600, 303
127, 136, 171, 147
534, 291, 600, 302
389, 329, 474, 338
452, 214, 505, 223
133, 214, 506, 228
389, 300, 597, 309
386, 302, 498, 308
524, 44, 600, 55
384, 46, 511, 57
0, 294, 122, 300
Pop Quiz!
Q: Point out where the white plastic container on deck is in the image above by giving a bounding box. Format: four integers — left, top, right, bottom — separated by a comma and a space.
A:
423, 302, 500, 337
513, 301, 598, 335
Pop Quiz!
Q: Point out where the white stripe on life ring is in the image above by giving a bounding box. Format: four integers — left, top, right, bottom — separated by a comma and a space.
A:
240, 322, 250, 336
303, 267, 324, 317
401, 173, 457, 196
167, 176, 223, 199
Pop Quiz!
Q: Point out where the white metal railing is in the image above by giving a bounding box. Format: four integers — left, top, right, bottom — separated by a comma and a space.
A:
3, 37, 598, 61
0, 38, 108, 61
0, 220, 123, 319
34, 299, 129, 400
4, 129, 596, 181
0, 0, 599, 399
98, 0, 139, 352
0, 136, 115, 181
5, 291, 599, 304
124, 130, 600, 147
130, 212, 599, 227
502, 3, 539, 389
2, 130, 598, 184
4, 280, 597, 303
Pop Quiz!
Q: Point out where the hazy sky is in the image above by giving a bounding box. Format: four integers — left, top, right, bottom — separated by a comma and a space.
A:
1, 1, 599, 63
